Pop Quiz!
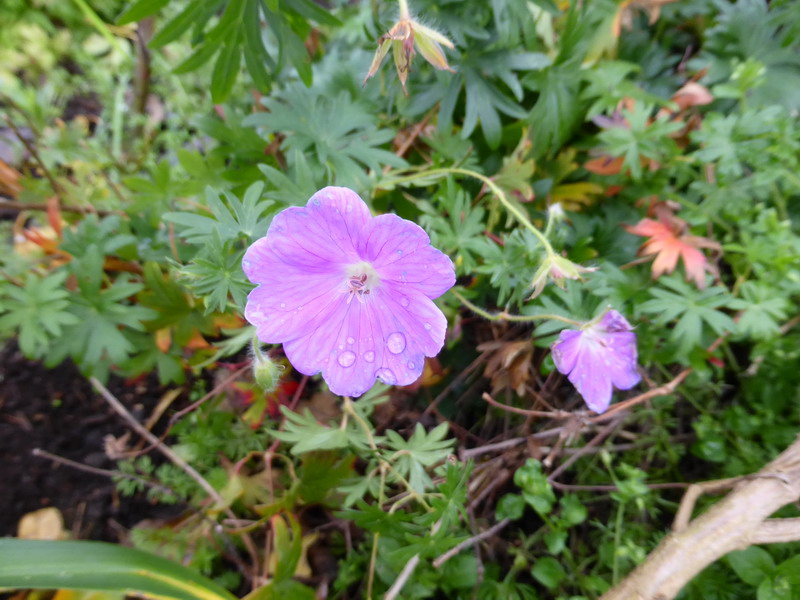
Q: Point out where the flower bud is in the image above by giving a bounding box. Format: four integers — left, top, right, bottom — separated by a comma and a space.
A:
251, 340, 284, 394
529, 254, 597, 299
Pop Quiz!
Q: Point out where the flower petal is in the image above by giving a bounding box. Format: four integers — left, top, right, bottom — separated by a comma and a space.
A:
282, 286, 447, 397
551, 329, 583, 375
568, 347, 614, 414
264, 186, 371, 271
366, 214, 455, 299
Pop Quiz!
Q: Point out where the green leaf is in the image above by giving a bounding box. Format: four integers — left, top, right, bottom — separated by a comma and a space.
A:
272, 408, 351, 454
385, 423, 454, 493
271, 512, 303, 582
164, 183, 273, 245
244, 85, 405, 188
726, 547, 776, 586
639, 276, 737, 356
757, 576, 792, 600
528, 65, 583, 158
513, 459, 556, 515
496, 493, 525, 520
531, 556, 566, 590
116, 0, 170, 25
211, 34, 243, 103
728, 282, 789, 340
0, 271, 79, 358
149, 1, 208, 48
178, 234, 252, 314
0, 539, 236, 600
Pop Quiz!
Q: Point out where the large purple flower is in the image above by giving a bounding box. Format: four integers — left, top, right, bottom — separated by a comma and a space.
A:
242, 187, 455, 397
551, 310, 641, 413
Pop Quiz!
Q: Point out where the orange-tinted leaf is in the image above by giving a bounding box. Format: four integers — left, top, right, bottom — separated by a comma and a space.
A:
672, 82, 714, 110
625, 214, 720, 288
585, 155, 625, 175
0, 159, 22, 198
155, 328, 172, 353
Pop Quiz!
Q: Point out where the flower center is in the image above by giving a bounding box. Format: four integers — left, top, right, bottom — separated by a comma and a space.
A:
344, 262, 379, 304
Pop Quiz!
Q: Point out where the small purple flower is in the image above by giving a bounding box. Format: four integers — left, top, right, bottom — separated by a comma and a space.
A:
551, 310, 641, 413
242, 187, 455, 397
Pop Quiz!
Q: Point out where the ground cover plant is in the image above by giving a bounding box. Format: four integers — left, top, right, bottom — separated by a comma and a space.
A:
1, 0, 800, 598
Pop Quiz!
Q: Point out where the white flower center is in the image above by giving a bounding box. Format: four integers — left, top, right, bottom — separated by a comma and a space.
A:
344, 261, 379, 304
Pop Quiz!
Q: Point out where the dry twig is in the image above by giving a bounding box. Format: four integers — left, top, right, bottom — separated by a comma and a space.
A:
601, 434, 800, 600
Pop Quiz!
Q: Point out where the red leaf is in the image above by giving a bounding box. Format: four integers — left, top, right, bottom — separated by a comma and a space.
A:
624, 212, 719, 288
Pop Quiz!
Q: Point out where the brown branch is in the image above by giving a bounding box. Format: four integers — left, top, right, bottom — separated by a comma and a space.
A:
591, 368, 691, 424
482, 391, 573, 419
3, 115, 62, 196
432, 518, 511, 568
32, 447, 174, 496
749, 518, 800, 545
0, 199, 120, 216
601, 434, 800, 600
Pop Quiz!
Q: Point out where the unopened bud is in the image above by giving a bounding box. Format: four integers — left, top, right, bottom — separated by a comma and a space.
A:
251, 339, 284, 394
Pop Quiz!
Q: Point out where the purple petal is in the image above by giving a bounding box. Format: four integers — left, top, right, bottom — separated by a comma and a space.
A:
243, 238, 343, 343
366, 214, 456, 299
603, 330, 641, 391
551, 329, 582, 375
259, 187, 371, 272
551, 309, 641, 413
282, 287, 446, 397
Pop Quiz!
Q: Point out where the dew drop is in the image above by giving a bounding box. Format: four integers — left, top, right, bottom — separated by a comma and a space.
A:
386, 332, 406, 354
423, 322, 432, 331
376, 368, 396, 384
243, 259, 251, 270
347, 337, 355, 344
408, 361, 415, 370
400, 297, 410, 308
364, 350, 375, 363
396, 249, 403, 256
280, 302, 286, 309
338, 344, 344, 350
346, 202, 353, 213
338, 351, 356, 368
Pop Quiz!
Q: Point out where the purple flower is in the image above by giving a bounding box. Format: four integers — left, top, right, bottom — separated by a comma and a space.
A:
551, 310, 641, 413
242, 186, 455, 397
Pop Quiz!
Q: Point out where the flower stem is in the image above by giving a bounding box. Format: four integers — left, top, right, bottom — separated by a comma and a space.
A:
452, 289, 583, 327
398, 0, 410, 19
397, 167, 557, 257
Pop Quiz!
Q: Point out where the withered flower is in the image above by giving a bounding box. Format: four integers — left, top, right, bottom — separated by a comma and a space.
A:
364, 0, 454, 94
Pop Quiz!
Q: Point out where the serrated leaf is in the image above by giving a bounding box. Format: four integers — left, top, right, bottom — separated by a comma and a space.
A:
116, 0, 170, 25
385, 423, 454, 493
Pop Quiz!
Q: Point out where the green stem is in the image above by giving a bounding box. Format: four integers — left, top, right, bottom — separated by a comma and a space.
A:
612, 501, 625, 584
394, 167, 557, 257
398, 0, 410, 19
342, 398, 432, 510
452, 289, 583, 328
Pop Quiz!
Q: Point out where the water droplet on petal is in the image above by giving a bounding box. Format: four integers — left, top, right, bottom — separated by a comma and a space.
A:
280, 302, 286, 308
338, 351, 356, 368
423, 322, 432, 331
364, 350, 375, 362
396, 249, 403, 255
243, 259, 251, 270
347, 337, 355, 344
400, 297, 409, 308
408, 361, 415, 370
338, 344, 344, 350
346, 202, 353, 213
386, 332, 406, 354
376, 368, 396, 384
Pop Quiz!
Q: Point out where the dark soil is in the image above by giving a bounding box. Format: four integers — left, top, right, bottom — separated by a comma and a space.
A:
0, 343, 181, 541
